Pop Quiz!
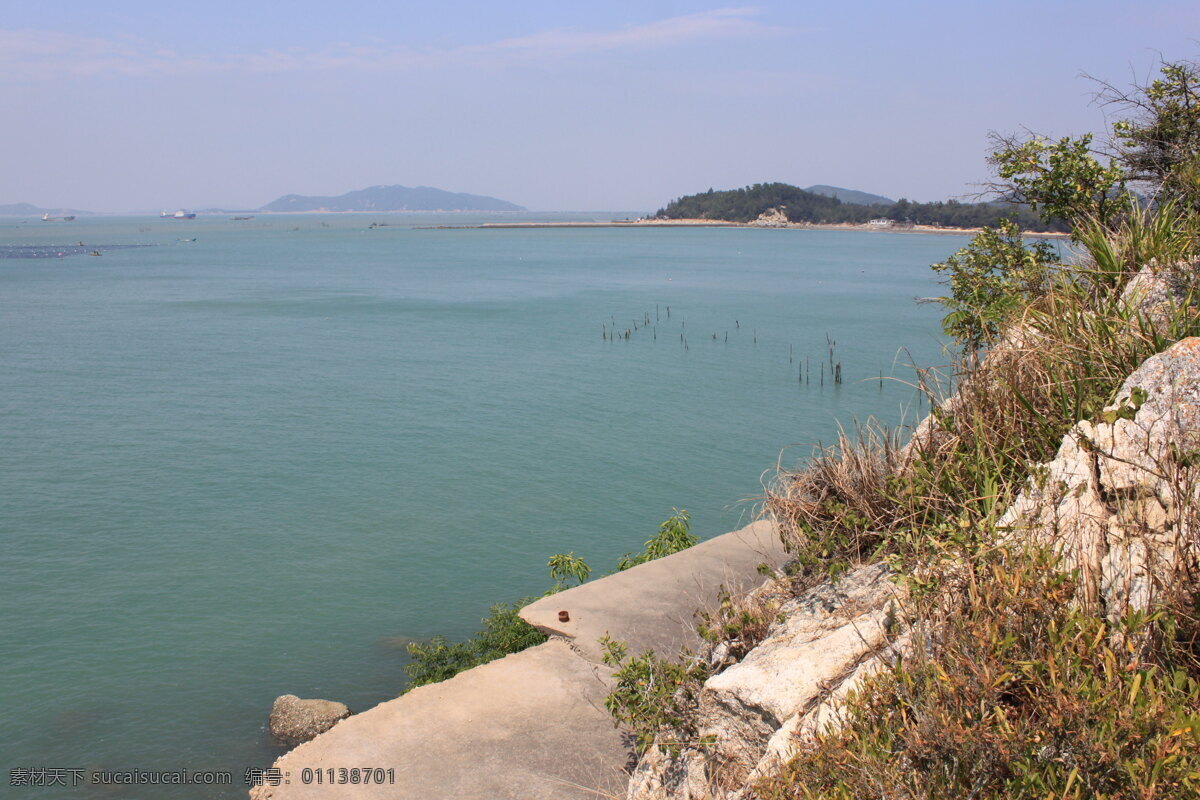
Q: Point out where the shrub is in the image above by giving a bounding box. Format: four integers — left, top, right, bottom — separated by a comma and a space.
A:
404, 599, 547, 690
600, 636, 710, 755
616, 509, 698, 571
931, 218, 1059, 353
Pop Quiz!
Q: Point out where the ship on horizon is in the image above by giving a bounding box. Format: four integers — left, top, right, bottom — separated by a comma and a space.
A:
161, 209, 196, 219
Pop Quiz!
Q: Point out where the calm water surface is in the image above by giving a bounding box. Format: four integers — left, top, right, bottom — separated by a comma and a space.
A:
0, 213, 967, 797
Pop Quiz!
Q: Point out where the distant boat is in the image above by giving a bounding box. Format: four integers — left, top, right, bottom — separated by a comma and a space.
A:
231, 215, 254, 221
41, 213, 76, 222
162, 210, 197, 219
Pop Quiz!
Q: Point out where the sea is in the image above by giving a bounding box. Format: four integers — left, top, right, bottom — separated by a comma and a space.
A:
0, 212, 973, 798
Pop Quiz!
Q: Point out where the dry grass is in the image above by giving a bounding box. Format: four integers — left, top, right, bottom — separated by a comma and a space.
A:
754, 548, 1200, 800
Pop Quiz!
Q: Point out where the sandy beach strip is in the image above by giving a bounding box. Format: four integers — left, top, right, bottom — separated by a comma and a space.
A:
420, 218, 1069, 238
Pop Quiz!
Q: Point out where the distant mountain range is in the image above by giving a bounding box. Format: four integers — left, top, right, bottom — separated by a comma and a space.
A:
259, 185, 525, 213
804, 185, 895, 206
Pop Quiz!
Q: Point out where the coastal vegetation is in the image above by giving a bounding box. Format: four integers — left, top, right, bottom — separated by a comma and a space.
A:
614, 56, 1200, 798
756, 56, 1200, 799
654, 182, 1064, 231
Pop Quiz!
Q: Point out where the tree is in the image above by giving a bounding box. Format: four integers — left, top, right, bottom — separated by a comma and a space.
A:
988, 133, 1126, 232
932, 218, 1058, 352
986, 58, 1200, 229
1100, 59, 1200, 206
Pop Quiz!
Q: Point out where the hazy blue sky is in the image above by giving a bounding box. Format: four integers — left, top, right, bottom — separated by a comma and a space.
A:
3, 2, 1198, 212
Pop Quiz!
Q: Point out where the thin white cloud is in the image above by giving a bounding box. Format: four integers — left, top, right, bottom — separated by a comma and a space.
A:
489, 8, 786, 56
0, 8, 787, 80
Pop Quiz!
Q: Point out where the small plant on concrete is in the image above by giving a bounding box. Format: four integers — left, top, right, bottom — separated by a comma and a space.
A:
547, 552, 591, 591
404, 599, 547, 691
617, 508, 698, 571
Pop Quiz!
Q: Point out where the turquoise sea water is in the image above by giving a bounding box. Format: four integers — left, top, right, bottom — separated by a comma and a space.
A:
1, 213, 967, 798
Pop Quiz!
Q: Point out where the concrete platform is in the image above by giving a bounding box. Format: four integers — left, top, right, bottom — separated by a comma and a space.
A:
521, 520, 786, 664
250, 519, 786, 799
250, 639, 631, 800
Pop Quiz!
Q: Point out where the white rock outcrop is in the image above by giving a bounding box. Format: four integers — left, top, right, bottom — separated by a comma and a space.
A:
998, 336, 1200, 617
628, 564, 906, 799
751, 208, 789, 227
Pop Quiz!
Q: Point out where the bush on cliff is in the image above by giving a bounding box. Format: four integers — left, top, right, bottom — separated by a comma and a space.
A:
756, 549, 1200, 800
747, 56, 1200, 799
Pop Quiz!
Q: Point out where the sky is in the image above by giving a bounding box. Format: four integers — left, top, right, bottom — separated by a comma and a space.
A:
3, 1, 1199, 212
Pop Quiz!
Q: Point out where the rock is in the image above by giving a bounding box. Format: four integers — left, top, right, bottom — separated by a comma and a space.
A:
627, 744, 712, 800
1119, 260, 1196, 337
268, 695, 351, 746
751, 208, 789, 227
998, 336, 1200, 617
694, 564, 904, 785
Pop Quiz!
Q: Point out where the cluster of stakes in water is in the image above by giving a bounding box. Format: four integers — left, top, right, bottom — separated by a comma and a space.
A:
594, 305, 897, 390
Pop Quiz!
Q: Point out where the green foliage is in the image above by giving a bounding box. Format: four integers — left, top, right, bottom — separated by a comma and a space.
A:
600, 635, 710, 755
404, 599, 547, 690
931, 218, 1059, 352
990, 133, 1127, 230
772, 229, 1200, 590
1108, 60, 1200, 204
1074, 195, 1200, 289
547, 551, 591, 591
989, 59, 1200, 230
756, 552, 1200, 800
616, 509, 698, 571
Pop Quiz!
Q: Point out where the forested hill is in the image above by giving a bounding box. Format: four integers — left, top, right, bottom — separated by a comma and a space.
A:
655, 182, 1065, 231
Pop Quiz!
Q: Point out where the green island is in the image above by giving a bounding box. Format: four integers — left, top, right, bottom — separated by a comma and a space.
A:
655, 181, 1067, 231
